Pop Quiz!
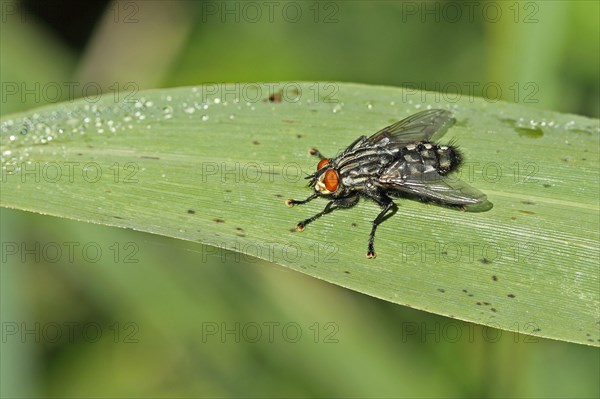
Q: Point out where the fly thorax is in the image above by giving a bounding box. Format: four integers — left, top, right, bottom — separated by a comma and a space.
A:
338, 149, 395, 179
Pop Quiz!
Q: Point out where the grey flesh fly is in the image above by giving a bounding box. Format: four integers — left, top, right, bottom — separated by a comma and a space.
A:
286, 109, 493, 259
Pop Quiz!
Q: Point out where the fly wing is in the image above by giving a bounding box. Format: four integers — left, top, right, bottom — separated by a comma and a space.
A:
361, 109, 456, 149
378, 160, 493, 212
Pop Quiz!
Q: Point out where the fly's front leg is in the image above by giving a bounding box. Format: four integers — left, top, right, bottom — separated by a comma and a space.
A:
295, 194, 359, 232
365, 192, 397, 259
286, 193, 318, 208
309, 148, 327, 160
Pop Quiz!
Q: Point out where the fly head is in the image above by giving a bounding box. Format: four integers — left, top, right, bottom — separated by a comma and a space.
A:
307, 158, 343, 197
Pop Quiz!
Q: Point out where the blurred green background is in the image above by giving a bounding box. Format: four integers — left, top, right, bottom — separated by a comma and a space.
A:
1, 1, 598, 397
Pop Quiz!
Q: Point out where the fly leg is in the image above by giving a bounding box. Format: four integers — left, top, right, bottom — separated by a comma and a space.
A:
309, 148, 327, 160
285, 193, 319, 208
365, 192, 397, 259
295, 194, 359, 232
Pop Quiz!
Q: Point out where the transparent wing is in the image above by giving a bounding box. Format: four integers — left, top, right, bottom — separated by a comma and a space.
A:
361, 109, 456, 149
378, 160, 493, 212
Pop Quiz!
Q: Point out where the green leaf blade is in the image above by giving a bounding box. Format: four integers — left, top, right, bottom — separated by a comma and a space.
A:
1, 82, 598, 346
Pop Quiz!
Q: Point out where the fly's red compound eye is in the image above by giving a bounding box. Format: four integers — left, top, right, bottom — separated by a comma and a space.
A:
317, 159, 329, 170
324, 169, 339, 192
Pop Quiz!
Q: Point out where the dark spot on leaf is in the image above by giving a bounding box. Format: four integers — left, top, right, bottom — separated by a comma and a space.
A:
491, 308, 497, 312
437, 288, 445, 293
483, 302, 491, 306
225, 189, 232, 193
187, 209, 196, 214
587, 339, 594, 342
468, 294, 473, 297
283, 119, 296, 124
507, 294, 516, 298
344, 271, 350, 274
213, 218, 225, 223
289, 228, 296, 233
543, 184, 551, 188
351, 223, 357, 227
274, 194, 283, 198
492, 275, 498, 281
236, 227, 244, 231
476, 302, 482, 306
462, 289, 468, 293
532, 328, 541, 333
236, 233, 246, 237
521, 200, 536, 205
296, 134, 303, 138
480, 258, 492, 264
252, 140, 260, 145
518, 210, 535, 215
267, 92, 282, 103
113, 216, 124, 219
140, 155, 160, 160
510, 216, 517, 220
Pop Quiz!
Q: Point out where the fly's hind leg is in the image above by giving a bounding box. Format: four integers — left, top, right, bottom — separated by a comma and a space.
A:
295, 194, 360, 232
